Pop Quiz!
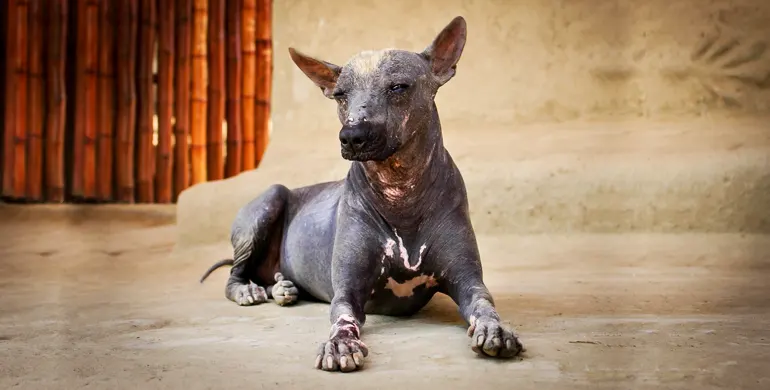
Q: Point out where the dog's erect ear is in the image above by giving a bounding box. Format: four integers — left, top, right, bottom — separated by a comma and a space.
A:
289, 48, 342, 98
421, 16, 467, 86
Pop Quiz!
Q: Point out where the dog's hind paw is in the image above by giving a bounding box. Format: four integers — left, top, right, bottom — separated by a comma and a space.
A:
271, 272, 299, 306
230, 282, 268, 306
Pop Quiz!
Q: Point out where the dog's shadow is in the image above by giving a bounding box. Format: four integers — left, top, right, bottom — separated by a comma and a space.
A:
362, 294, 467, 334
359, 295, 529, 363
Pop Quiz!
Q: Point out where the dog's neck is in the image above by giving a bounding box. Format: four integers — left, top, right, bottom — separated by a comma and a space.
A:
350, 105, 449, 229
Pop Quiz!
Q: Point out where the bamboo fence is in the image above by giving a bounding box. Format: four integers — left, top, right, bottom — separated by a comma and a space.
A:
1, 0, 273, 204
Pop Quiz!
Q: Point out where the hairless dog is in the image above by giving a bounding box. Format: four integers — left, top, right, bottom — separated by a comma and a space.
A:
200, 16, 524, 372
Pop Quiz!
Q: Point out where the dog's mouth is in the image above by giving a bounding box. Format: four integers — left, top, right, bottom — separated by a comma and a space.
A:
340, 141, 396, 162
341, 148, 392, 162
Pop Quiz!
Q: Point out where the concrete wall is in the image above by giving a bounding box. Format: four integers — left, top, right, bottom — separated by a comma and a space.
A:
175, 0, 770, 248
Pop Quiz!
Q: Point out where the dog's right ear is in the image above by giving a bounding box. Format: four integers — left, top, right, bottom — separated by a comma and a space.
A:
289, 48, 342, 99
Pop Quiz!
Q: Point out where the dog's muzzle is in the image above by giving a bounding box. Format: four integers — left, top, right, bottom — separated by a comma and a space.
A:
338, 122, 387, 161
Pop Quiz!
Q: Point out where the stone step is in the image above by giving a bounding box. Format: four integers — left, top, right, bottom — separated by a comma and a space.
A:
175, 119, 770, 248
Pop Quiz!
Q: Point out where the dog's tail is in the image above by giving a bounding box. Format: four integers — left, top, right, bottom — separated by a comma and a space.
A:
199, 258, 235, 284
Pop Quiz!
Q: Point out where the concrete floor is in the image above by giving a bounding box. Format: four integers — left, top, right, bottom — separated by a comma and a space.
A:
1, 205, 768, 389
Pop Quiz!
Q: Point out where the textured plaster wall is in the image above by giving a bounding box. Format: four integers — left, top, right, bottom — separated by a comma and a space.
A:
272, 0, 770, 130
175, 0, 770, 248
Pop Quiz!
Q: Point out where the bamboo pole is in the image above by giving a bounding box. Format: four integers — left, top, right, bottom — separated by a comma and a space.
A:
206, 0, 225, 181
85, 0, 99, 199
26, 0, 44, 202
254, 0, 271, 167
224, 0, 242, 178
155, 0, 174, 203
72, 0, 99, 199
136, 0, 156, 203
96, 0, 117, 201
70, 0, 85, 198
3, 0, 29, 199
15, 0, 29, 199
115, 0, 138, 203
190, 0, 208, 185
174, 0, 192, 200
240, 0, 256, 172
45, 0, 68, 202
0, 1, 6, 198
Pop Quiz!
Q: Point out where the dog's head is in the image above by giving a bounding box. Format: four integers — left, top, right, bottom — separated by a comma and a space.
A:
289, 16, 467, 162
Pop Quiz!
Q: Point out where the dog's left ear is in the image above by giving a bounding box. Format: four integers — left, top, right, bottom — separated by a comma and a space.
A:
421, 16, 467, 86
289, 48, 342, 99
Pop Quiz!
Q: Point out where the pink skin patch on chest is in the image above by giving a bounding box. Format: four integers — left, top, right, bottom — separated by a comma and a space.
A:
384, 239, 396, 258
393, 229, 426, 271
383, 232, 427, 271
378, 234, 433, 297
384, 274, 438, 297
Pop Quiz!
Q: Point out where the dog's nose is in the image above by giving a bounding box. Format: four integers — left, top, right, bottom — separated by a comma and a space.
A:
339, 126, 368, 149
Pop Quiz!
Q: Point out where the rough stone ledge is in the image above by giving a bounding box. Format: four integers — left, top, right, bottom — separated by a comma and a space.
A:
174, 119, 770, 250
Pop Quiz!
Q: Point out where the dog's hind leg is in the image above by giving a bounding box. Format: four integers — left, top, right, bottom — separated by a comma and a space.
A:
224, 184, 297, 306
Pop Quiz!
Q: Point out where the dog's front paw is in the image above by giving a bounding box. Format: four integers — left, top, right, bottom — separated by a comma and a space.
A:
467, 316, 523, 358
314, 336, 369, 372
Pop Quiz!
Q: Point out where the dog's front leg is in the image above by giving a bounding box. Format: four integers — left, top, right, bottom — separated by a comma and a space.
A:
314, 220, 379, 373
438, 217, 524, 359
315, 285, 370, 372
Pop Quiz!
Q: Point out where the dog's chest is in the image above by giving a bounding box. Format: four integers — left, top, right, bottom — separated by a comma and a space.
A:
372, 230, 439, 299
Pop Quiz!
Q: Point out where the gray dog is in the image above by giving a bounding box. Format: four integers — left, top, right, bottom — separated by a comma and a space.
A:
200, 16, 524, 372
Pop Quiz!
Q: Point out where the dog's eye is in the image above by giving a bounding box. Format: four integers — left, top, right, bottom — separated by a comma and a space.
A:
332, 91, 347, 99
389, 84, 409, 93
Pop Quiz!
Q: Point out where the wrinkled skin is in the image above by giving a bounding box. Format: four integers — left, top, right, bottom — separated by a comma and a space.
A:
199, 16, 524, 373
